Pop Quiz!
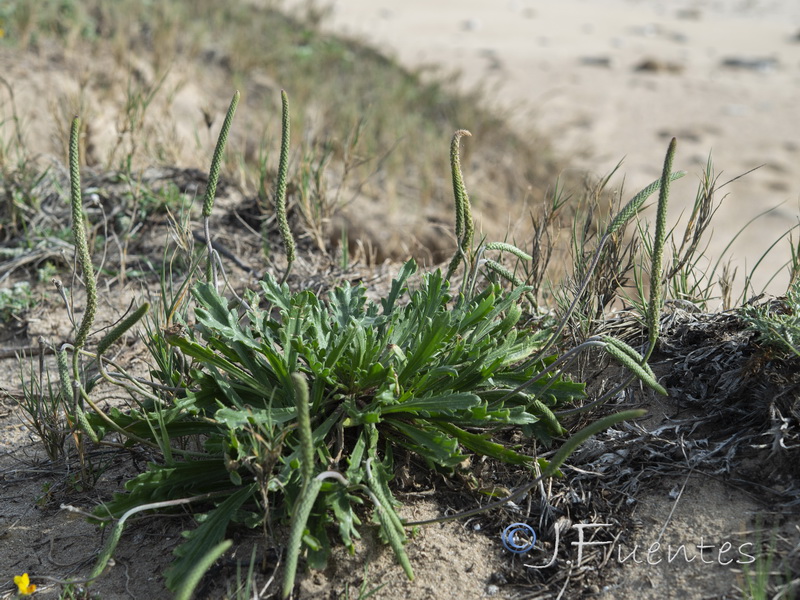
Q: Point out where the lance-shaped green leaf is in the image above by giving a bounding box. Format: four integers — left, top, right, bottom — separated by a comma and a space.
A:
365, 457, 413, 580
437, 422, 535, 465
380, 392, 481, 415
387, 421, 464, 467
174, 540, 233, 600
166, 484, 256, 592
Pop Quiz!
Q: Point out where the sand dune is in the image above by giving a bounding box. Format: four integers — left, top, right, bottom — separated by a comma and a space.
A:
286, 0, 800, 298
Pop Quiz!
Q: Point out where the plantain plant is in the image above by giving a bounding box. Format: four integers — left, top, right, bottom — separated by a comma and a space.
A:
87, 118, 588, 594
93, 251, 584, 594
22, 91, 688, 598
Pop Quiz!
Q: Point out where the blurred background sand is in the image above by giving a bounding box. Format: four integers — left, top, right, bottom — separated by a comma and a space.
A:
286, 0, 800, 298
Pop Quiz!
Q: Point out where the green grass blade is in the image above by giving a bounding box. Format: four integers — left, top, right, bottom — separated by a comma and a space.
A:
174, 540, 233, 600
166, 485, 256, 592
398, 316, 454, 382
381, 259, 416, 315
388, 421, 462, 467
380, 392, 481, 415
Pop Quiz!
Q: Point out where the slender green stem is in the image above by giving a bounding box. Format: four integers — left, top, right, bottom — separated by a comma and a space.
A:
72, 381, 99, 444
282, 373, 319, 599
79, 388, 159, 448
91, 492, 230, 582
555, 374, 635, 417
292, 373, 314, 486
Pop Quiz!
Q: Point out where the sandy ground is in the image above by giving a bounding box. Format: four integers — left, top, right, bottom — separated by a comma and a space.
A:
1, 4, 798, 599
284, 0, 800, 298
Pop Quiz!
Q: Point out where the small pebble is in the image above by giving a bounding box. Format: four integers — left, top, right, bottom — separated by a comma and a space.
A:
580, 56, 613, 68
462, 18, 482, 32
720, 57, 779, 73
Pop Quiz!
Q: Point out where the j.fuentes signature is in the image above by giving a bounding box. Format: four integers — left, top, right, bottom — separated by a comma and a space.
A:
503, 522, 757, 568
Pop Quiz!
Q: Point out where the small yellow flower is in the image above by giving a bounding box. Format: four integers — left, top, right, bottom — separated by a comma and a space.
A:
13, 573, 37, 596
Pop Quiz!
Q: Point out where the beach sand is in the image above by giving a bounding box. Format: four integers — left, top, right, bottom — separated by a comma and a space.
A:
285, 0, 800, 298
